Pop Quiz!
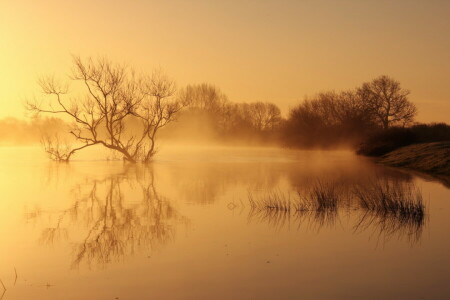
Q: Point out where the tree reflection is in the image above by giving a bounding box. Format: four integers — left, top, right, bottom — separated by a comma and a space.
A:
27, 166, 186, 268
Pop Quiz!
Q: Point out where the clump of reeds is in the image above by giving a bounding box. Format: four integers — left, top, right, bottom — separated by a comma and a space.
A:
248, 190, 292, 229
247, 177, 427, 242
248, 180, 342, 214
301, 180, 340, 210
248, 190, 292, 212
353, 178, 426, 242
248, 180, 342, 229
354, 178, 425, 218
295, 180, 341, 227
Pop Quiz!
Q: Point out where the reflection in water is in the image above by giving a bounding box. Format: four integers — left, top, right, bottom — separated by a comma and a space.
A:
248, 177, 426, 244
169, 162, 281, 204
4, 149, 448, 299
353, 179, 426, 244
27, 166, 186, 268
25, 158, 428, 272
27, 162, 428, 271
247, 184, 341, 231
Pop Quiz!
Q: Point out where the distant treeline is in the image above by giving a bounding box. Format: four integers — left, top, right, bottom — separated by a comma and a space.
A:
3, 75, 449, 152
0, 117, 66, 145
162, 83, 282, 144
164, 75, 424, 148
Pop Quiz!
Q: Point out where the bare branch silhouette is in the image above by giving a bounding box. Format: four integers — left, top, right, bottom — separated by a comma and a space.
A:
27, 56, 186, 162
358, 75, 416, 129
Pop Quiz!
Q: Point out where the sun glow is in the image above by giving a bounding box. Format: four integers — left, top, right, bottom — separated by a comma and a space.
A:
1, 0, 450, 122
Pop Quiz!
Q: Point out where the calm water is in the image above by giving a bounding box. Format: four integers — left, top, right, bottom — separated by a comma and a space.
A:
0, 146, 449, 300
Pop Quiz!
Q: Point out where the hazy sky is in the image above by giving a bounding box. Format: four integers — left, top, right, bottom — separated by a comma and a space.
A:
1, 0, 449, 122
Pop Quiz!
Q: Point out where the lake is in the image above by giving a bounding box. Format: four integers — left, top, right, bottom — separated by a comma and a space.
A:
0, 146, 449, 299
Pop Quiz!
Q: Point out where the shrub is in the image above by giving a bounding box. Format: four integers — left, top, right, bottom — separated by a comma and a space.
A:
357, 123, 450, 156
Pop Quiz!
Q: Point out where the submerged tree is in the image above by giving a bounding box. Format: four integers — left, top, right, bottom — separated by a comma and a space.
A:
27, 56, 185, 162
358, 75, 416, 129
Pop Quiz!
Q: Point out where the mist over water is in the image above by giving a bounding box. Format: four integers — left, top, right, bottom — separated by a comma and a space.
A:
0, 146, 449, 299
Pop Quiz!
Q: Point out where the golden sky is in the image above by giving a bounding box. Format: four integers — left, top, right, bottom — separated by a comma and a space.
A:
1, 0, 449, 122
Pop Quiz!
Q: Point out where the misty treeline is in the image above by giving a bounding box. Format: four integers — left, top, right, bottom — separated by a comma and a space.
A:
0, 116, 66, 146
179, 76, 449, 153
169, 83, 282, 144
173, 75, 420, 148
283, 75, 419, 148
22, 55, 285, 162
2, 55, 448, 161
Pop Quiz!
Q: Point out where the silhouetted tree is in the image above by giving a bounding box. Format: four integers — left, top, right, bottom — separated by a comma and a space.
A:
179, 83, 228, 114
358, 75, 416, 129
40, 134, 73, 161
243, 102, 282, 131
178, 83, 282, 141
27, 56, 185, 162
178, 83, 231, 132
284, 75, 418, 148
284, 91, 376, 147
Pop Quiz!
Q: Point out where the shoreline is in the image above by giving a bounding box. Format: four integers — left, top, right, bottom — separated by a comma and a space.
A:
375, 141, 450, 185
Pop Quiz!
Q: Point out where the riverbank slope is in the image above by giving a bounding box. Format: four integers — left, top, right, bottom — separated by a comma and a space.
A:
379, 142, 450, 176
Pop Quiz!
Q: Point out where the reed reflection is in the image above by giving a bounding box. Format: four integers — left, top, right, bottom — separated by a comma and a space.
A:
27, 166, 186, 268
247, 176, 426, 244
353, 179, 426, 244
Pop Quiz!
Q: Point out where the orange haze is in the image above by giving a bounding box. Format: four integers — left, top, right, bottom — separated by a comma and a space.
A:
1, 0, 449, 123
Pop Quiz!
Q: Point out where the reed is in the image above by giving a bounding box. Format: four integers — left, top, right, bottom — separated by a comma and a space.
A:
248, 181, 341, 229
247, 177, 426, 242
302, 180, 340, 211
248, 190, 292, 212
353, 178, 425, 218
353, 178, 426, 242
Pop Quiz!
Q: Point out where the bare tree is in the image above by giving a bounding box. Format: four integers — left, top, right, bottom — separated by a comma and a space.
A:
40, 134, 73, 162
134, 70, 183, 161
358, 75, 416, 129
178, 83, 234, 132
27, 56, 185, 162
246, 102, 282, 131
177, 83, 283, 135
178, 83, 228, 114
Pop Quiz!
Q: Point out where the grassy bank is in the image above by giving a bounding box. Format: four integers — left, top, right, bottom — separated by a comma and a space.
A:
357, 123, 450, 157
355, 123, 450, 178
379, 142, 450, 176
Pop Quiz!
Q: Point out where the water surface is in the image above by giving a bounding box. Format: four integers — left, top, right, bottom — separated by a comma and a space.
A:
0, 146, 449, 299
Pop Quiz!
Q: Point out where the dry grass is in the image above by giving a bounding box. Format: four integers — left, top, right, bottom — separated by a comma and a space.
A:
380, 141, 450, 176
